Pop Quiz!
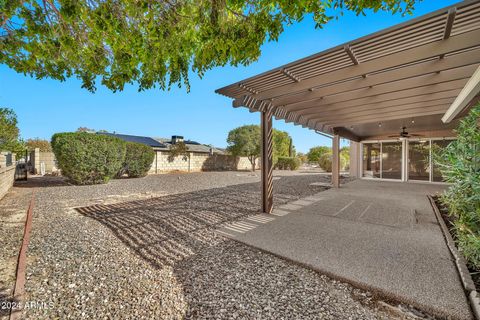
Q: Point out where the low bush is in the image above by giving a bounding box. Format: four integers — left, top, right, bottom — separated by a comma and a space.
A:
318, 152, 348, 172
433, 104, 480, 269
51, 132, 126, 185
275, 157, 300, 170
121, 142, 155, 178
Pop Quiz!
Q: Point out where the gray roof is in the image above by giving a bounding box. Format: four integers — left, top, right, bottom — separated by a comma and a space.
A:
96, 132, 225, 154
154, 137, 225, 154
98, 133, 166, 148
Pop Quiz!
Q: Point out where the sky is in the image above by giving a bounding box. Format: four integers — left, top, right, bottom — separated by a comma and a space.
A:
0, 0, 459, 153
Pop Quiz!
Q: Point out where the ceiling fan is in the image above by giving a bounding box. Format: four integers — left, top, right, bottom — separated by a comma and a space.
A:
388, 127, 423, 138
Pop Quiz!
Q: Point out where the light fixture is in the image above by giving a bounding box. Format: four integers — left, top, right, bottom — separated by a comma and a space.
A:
411, 119, 415, 124
350, 126, 354, 130
378, 123, 382, 127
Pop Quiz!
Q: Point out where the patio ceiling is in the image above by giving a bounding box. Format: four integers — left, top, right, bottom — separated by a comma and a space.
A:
216, 0, 480, 141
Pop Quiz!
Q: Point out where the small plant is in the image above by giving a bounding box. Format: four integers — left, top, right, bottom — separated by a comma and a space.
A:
434, 104, 480, 269
120, 142, 155, 178
275, 157, 300, 170
51, 132, 126, 185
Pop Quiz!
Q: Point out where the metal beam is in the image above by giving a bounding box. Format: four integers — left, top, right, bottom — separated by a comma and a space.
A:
261, 109, 273, 214
325, 107, 449, 128
239, 83, 258, 95
301, 97, 456, 123
332, 127, 360, 142
279, 69, 473, 113
443, 8, 457, 40
320, 104, 449, 126
443, 65, 480, 123
253, 29, 480, 100
273, 59, 479, 108
344, 45, 359, 65
282, 68, 301, 82
288, 82, 465, 117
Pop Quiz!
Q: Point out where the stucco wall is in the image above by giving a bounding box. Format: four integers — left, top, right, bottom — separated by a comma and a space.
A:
349, 141, 361, 178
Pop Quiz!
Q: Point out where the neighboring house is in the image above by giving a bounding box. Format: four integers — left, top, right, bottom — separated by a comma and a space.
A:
101, 133, 253, 173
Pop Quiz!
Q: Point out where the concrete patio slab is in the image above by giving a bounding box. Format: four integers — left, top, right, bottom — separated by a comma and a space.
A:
217, 180, 473, 320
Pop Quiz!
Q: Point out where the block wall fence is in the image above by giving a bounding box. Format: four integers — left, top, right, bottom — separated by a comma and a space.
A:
0, 152, 16, 200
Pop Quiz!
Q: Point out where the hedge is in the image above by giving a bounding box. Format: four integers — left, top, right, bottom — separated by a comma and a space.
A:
275, 157, 300, 170
434, 104, 480, 269
120, 141, 155, 178
51, 132, 126, 185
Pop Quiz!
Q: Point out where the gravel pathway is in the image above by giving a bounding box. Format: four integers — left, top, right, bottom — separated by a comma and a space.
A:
0, 184, 33, 319
0, 172, 424, 319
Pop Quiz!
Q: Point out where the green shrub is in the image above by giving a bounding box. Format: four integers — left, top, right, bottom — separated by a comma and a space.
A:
51, 132, 126, 185
275, 157, 300, 170
121, 142, 155, 178
434, 104, 480, 269
318, 151, 348, 172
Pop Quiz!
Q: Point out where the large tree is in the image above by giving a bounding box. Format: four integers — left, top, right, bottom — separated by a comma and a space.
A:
227, 124, 293, 171
0, 107, 25, 156
227, 125, 261, 171
1, 1, 417, 92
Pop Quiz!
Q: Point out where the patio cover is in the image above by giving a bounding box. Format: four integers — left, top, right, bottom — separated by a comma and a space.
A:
216, 0, 480, 212
216, 0, 480, 141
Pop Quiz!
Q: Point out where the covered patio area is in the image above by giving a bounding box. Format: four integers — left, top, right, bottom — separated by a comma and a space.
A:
216, 179, 472, 319
216, 0, 480, 214
215, 1, 480, 319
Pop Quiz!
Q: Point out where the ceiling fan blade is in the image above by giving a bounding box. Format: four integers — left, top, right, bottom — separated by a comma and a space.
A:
409, 133, 424, 137
387, 134, 399, 138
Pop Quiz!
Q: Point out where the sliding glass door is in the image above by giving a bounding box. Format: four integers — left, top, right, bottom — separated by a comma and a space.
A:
362, 143, 380, 178
408, 141, 430, 181
362, 139, 454, 182
381, 142, 402, 180
362, 141, 402, 180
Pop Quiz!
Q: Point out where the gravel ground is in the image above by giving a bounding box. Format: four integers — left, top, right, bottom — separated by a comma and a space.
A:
0, 185, 33, 319
0, 171, 424, 319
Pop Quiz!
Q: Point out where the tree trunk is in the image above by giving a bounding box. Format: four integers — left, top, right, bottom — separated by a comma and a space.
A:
249, 156, 256, 172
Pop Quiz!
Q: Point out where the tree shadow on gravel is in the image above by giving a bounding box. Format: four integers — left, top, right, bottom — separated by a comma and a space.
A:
76, 175, 338, 317
77, 176, 328, 268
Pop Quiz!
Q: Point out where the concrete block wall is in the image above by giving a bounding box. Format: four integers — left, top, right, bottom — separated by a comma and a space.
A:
0, 166, 15, 200
30, 148, 57, 174
148, 151, 258, 173
0, 152, 16, 200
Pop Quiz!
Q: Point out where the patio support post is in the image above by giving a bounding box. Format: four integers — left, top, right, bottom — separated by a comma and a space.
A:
332, 134, 340, 188
261, 109, 274, 213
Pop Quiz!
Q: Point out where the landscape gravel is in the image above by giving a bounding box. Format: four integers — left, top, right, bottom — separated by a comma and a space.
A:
0, 185, 33, 319
0, 171, 424, 319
